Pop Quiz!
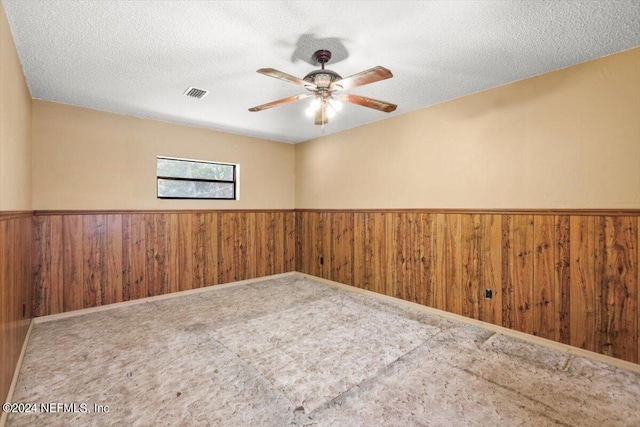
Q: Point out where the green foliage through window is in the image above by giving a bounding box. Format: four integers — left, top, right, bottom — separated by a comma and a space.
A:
157, 157, 237, 200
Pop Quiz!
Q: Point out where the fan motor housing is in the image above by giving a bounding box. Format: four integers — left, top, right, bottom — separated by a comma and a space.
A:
304, 69, 342, 90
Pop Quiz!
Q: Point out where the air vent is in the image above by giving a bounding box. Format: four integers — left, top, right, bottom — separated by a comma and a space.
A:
184, 86, 209, 99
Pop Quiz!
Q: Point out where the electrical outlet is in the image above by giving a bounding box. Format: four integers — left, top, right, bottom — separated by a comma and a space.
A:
319, 256, 324, 265
484, 289, 493, 300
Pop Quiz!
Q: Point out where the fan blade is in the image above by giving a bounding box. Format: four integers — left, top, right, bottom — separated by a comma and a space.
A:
338, 93, 397, 113
330, 66, 393, 91
315, 105, 328, 125
248, 94, 311, 112
257, 68, 317, 90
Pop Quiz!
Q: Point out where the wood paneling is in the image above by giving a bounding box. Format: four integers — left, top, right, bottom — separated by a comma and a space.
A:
166, 213, 180, 295
509, 215, 534, 335
1, 214, 32, 403
62, 215, 83, 311
570, 216, 597, 352
422, 213, 435, 307
533, 215, 555, 340
364, 213, 386, 295
501, 215, 514, 329
31, 208, 639, 365
104, 215, 123, 305
131, 214, 148, 299
331, 212, 353, 286
284, 211, 296, 273
295, 210, 640, 364
83, 214, 104, 308
177, 213, 192, 291
352, 213, 365, 290
481, 214, 502, 325
146, 213, 165, 297
599, 216, 638, 362
395, 213, 410, 302
445, 214, 462, 315
33, 211, 295, 316
433, 214, 446, 311
555, 215, 571, 344
203, 212, 218, 286
461, 214, 481, 320
294, 209, 640, 216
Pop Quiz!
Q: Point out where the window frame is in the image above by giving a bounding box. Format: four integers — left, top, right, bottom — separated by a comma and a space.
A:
156, 156, 238, 200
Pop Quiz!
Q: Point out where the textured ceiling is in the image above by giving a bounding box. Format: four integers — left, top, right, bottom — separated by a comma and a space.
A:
3, 1, 640, 143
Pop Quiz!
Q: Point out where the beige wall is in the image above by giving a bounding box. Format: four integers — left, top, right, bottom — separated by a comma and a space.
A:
296, 48, 640, 209
32, 100, 295, 210
0, 1, 32, 211
22, 44, 640, 211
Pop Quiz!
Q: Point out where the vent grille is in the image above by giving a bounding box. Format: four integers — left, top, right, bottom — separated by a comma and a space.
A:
184, 87, 209, 99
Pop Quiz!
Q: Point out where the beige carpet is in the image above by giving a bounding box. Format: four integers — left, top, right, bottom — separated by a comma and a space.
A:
6, 274, 640, 426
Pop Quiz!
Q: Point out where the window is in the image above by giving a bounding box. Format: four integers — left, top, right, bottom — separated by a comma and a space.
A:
156, 156, 237, 200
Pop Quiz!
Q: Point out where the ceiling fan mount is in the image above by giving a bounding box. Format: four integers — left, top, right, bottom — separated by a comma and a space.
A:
312, 49, 332, 67
249, 49, 397, 125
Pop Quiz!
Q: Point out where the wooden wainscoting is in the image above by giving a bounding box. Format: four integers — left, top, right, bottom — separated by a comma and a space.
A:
0, 212, 33, 402
295, 210, 640, 364
33, 210, 295, 317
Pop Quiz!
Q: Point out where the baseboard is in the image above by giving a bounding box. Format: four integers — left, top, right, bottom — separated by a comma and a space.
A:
35, 272, 297, 324
296, 273, 640, 374
1, 319, 34, 427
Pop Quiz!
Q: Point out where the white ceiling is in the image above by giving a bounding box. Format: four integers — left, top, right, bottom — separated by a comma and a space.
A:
3, 1, 640, 144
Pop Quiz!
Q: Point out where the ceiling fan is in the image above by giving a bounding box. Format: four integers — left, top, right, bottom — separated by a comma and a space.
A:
248, 50, 397, 125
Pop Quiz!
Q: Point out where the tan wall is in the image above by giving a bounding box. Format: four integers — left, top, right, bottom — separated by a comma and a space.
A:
296, 48, 640, 209
0, 2, 33, 405
32, 100, 295, 210
0, 1, 32, 210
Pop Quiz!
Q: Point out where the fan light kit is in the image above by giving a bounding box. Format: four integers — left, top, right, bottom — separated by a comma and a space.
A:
249, 50, 397, 126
